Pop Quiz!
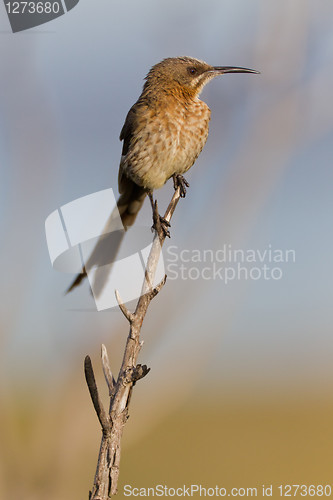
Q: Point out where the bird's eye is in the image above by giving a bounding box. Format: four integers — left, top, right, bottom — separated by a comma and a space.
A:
188, 67, 197, 75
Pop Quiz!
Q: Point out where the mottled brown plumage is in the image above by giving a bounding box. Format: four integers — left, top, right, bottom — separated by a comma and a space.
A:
67, 56, 259, 293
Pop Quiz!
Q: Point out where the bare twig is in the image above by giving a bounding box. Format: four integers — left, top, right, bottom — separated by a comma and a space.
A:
84, 356, 111, 432
114, 290, 134, 323
101, 344, 116, 397
86, 187, 182, 498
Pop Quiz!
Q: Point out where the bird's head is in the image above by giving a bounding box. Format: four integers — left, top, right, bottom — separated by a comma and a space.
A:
144, 56, 259, 99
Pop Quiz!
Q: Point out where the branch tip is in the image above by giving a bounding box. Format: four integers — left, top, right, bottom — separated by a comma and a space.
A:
150, 274, 167, 299
84, 354, 110, 431
131, 364, 151, 382
115, 289, 134, 323
101, 344, 116, 397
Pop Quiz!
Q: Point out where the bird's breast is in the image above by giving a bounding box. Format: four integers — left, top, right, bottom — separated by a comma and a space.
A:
121, 98, 211, 191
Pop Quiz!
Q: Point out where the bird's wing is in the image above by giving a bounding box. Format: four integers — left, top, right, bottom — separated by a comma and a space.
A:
118, 104, 138, 195
118, 103, 147, 225
120, 103, 139, 154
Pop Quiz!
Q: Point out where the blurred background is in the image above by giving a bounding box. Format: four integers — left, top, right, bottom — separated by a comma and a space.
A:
1, 0, 333, 498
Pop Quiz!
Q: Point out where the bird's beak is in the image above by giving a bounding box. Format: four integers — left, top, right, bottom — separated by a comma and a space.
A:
211, 66, 260, 75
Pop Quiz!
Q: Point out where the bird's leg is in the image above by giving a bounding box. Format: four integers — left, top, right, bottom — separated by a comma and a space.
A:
173, 174, 190, 198
148, 192, 171, 238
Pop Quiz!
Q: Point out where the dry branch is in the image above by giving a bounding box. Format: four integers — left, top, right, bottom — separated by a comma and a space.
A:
86, 187, 182, 499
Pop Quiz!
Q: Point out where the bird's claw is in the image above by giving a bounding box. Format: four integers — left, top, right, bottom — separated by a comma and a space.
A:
152, 215, 171, 239
173, 174, 190, 198
152, 201, 171, 238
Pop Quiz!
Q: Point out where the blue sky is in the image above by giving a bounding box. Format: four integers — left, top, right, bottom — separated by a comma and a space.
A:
0, 0, 333, 403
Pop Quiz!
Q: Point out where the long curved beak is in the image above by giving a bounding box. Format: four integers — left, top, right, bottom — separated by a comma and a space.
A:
212, 66, 260, 75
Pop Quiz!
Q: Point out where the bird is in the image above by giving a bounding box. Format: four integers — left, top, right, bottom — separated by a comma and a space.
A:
67, 56, 259, 294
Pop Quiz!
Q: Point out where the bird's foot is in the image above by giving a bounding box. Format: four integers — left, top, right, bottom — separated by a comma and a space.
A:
173, 174, 189, 198
152, 200, 171, 238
